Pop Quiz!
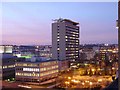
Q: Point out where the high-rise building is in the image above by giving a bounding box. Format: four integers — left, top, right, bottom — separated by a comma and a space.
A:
52, 18, 79, 66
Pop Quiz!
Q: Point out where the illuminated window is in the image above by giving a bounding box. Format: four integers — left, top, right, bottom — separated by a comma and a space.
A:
23, 64, 27, 66
8, 65, 15, 68
23, 68, 39, 72
57, 39, 59, 41
57, 48, 60, 50
3, 66, 7, 69
16, 72, 39, 77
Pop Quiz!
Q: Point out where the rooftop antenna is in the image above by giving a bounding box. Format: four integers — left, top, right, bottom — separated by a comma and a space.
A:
52, 17, 64, 22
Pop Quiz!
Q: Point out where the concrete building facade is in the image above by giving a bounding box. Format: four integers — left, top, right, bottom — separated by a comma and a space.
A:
52, 18, 79, 67
15, 56, 58, 84
1, 53, 16, 80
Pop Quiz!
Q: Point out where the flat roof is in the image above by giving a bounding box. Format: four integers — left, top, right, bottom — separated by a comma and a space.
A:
1, 53, 16, 59
64, 19, 79, 25
53, 18, 79, 25
17, 56, 57, 63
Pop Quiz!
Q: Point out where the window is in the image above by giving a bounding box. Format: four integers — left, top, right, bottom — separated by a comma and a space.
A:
57, 39, 59, 41
57, 48, 60, 50
23, 68, 39, 72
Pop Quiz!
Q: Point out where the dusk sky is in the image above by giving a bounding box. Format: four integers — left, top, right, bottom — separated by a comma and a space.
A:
2, 2, 118, 45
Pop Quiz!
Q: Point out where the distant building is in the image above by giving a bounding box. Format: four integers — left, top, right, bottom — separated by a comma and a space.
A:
0, 45, 13, 53
39, 45, 52, 58
13, 45, 38, 57
99, 46, 118, 61
15, 56, 58, 84
13, 45, 52, 58
0, 45, 16, 80
52, 18, 79, 67
1, 53, 16, 80
82, 48, 95, 60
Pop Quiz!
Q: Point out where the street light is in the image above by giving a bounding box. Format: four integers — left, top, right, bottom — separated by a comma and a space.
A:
65, 81, 70, 84
68, 77, 71, 80
98, 79, 102, 82
90, 82, 93, 85
71, 79, 79, 83
65, 81, 70, 88
89, 82, 93, 89
82, 82, 85, 85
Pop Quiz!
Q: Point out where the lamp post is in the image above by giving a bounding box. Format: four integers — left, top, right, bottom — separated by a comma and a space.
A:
89, 82, 92, 90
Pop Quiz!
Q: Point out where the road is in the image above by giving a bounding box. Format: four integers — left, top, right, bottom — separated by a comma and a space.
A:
1, 80, 45, 89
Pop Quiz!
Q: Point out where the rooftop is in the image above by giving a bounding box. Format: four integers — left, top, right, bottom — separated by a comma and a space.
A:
53, 18, 79, 25
18, 56, 57, 63
1, 53, 16, 59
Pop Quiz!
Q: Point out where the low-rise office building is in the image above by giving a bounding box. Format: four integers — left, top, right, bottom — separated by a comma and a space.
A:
15, 56, 58, 84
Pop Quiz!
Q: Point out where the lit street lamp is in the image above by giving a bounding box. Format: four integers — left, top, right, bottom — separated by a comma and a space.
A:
89, 82, 93, 90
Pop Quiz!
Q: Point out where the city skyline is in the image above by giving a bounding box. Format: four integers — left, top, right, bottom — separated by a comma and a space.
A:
2, 2, 118, 45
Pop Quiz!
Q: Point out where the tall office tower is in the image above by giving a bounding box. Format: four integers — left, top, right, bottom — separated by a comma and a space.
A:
52, 18, 79, 66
